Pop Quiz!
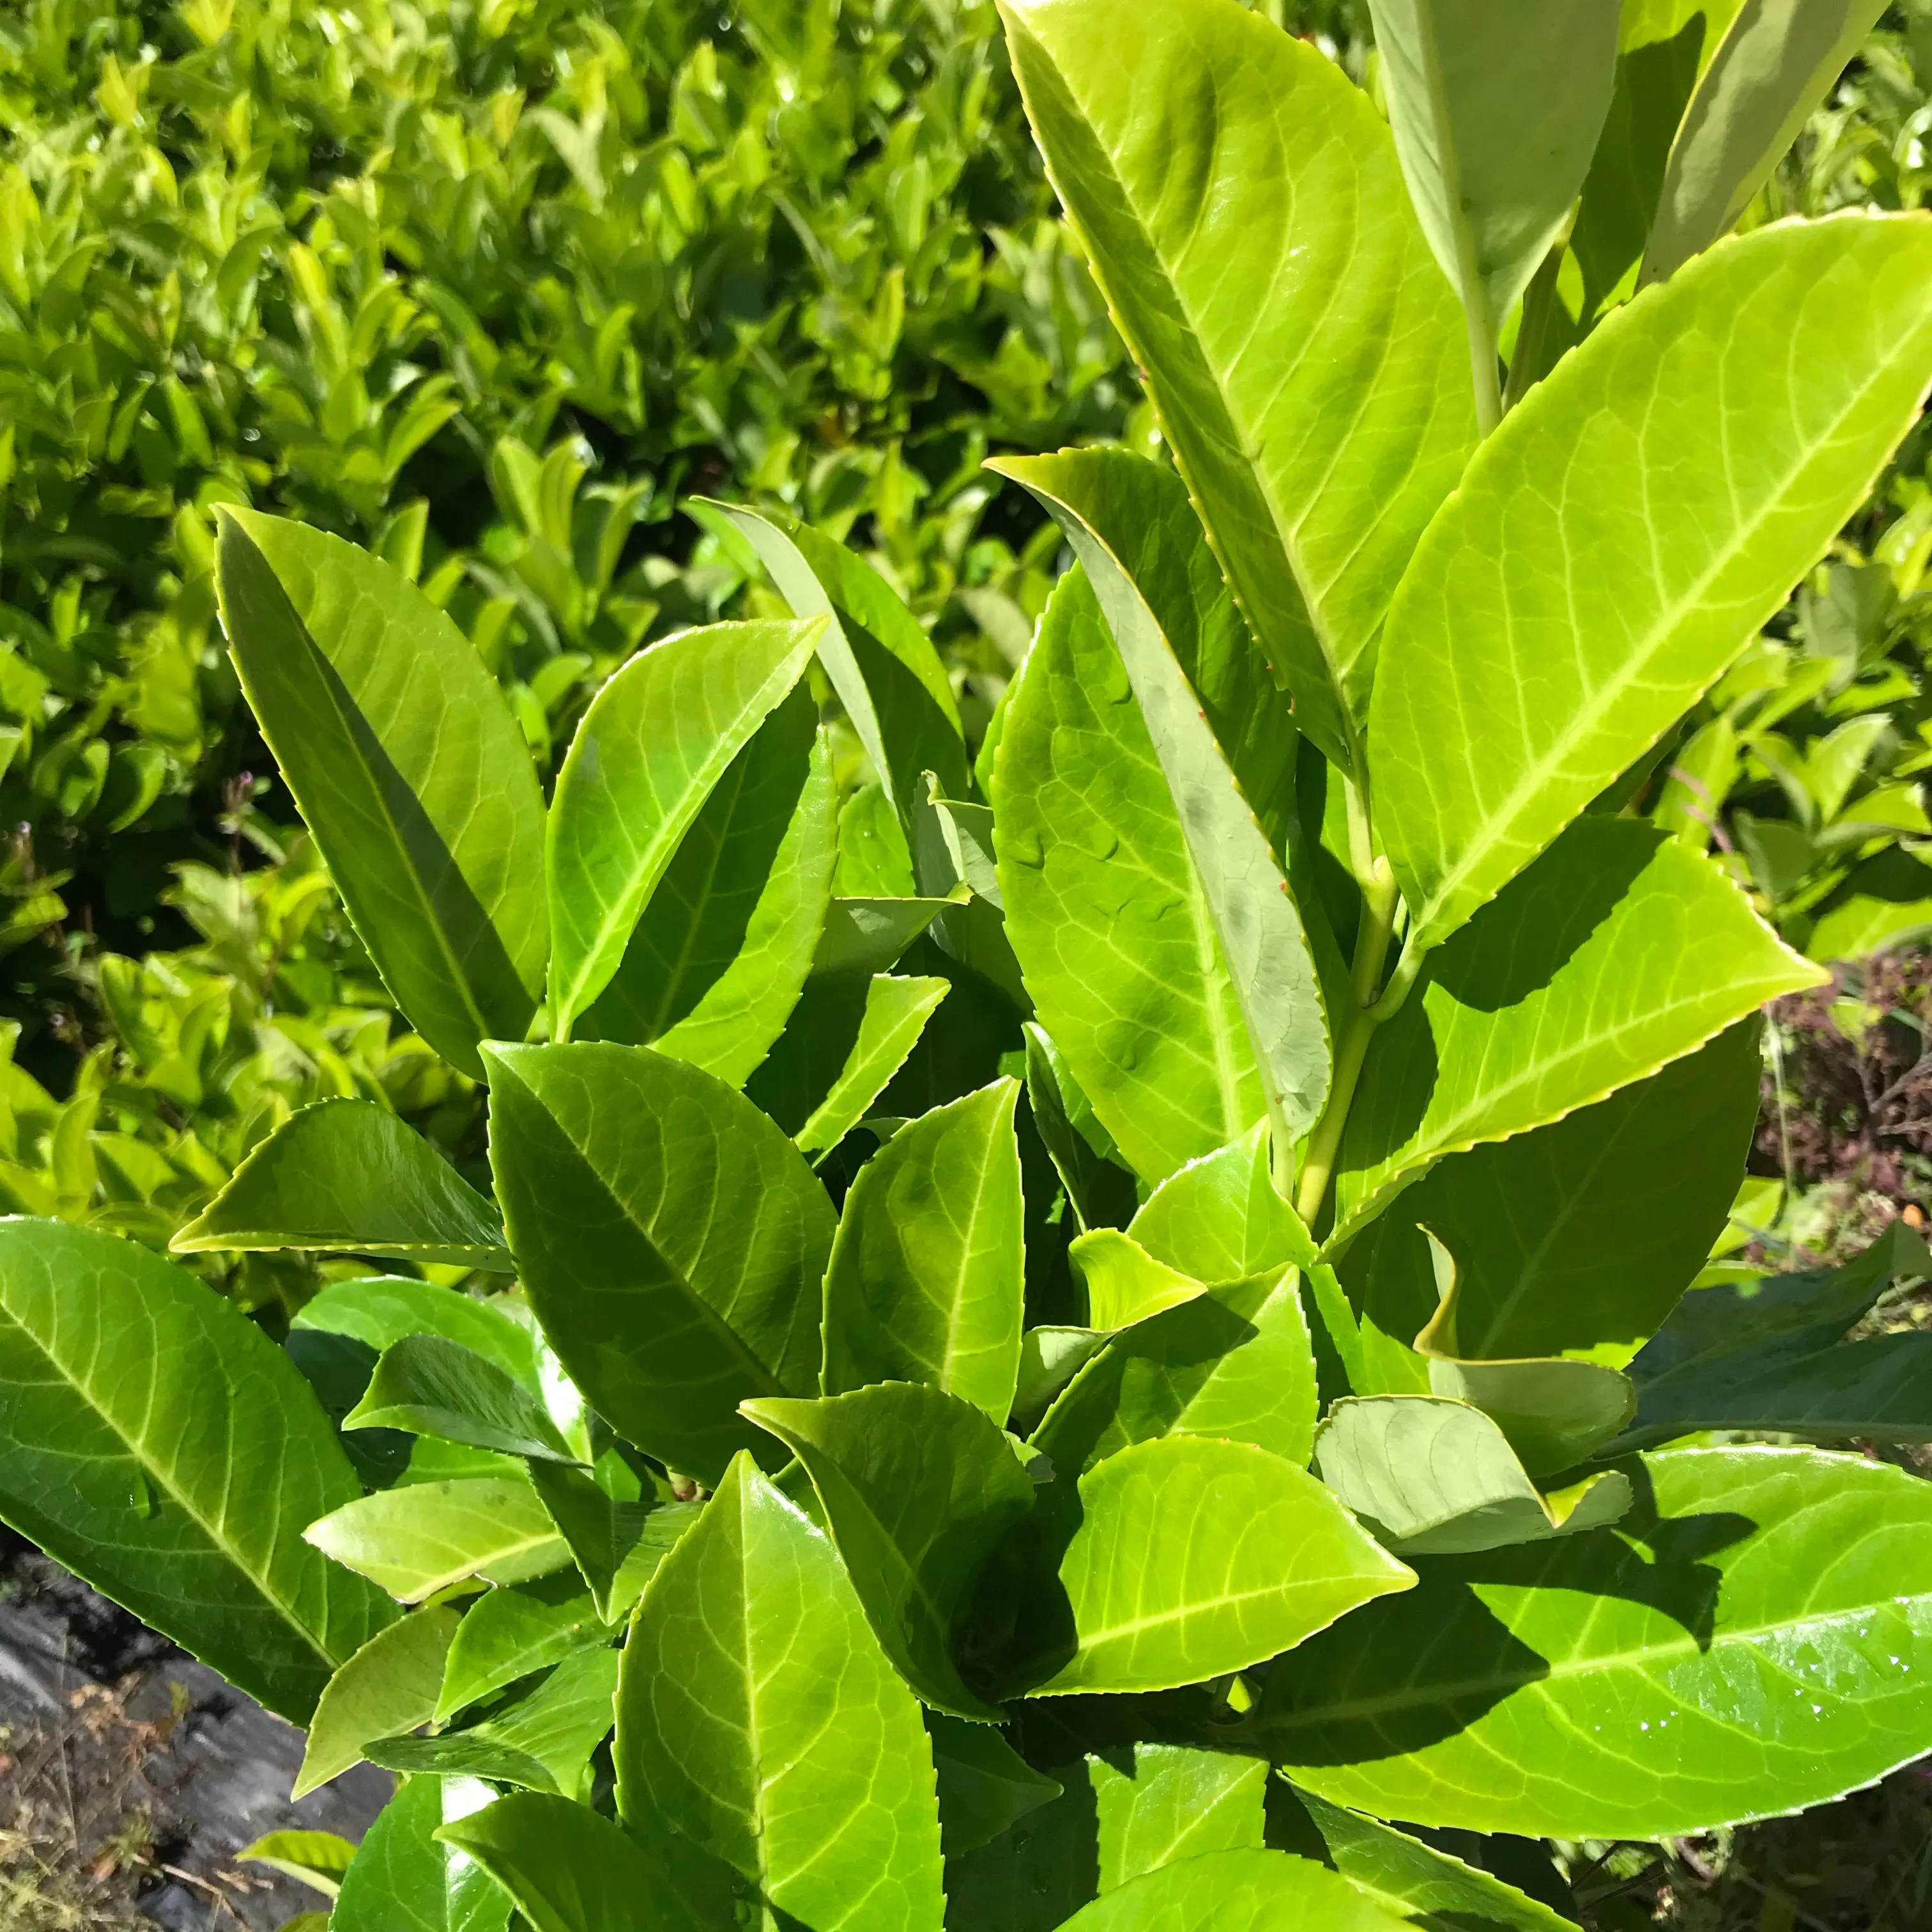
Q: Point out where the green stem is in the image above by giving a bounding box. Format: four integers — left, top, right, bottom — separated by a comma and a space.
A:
1466, 306, 1503, 439
1294, 849, 1401, 1227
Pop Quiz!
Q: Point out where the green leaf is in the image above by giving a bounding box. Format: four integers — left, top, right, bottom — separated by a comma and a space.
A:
1052, 1848, 1411, 1932
1314, 1397, 1632, 1555
1129, 1125, 1315, 1283
700, 502, 966, 854
381, 1648, 620, 1801
579, 695, 836, 1087
0, 1220, 391, 1724
1421, 1354, 1635, 1474
1369, 0, 1620, 353
1332, 820, 1821, 1245
822, 1080, 1025, 1422
1068, 1230, 1204, 1332
746, 973, 951, 1156
1374, 216, 1932, 953
296, 1605, 461, 1797
815, 896, 958, 976
546, 617, 824, 1034
1031, 1269, 1318, 1475
172, 1099, 509, 1270
305, 1478, 570, 1602
1262, 1445, 1932, 1837
1091, 1745, 1267, 1892
993, 450, 1329, 1144
923, 784, 1004, 910
293, 1278, 539, 1388
368, 1733, 558, 1793
743, 1383, 1037, 1719
486, 1041, 833, 1484
1012, 1436, 1413, 1696
1022, 1023, 1138, 1234
1643, 0, 1889, 286
214, 509, 545, 1080
836, 785, 921, 897
928, 1713, 1062, 1857
615, 1452, 946, 1931
1013, 1327, 1111, 1436
239, 1823, 357, 1901
1291, 1787, 1579, 1931
1340, 1024, 1761, 1369
326, 1749, 510, 1932
238, 1830, 358, 1897
1614, 1224, 1932, 1450
940, 1760, 1104, 1931
346, 1336, 578, 1463
525, 1462, 701, 1622
998, 0, 1475, 771
995, 567, 1263, 1184
437, 1576, 608, 1721
1565, 0, 1725, 324
437, 1791, 734, 1932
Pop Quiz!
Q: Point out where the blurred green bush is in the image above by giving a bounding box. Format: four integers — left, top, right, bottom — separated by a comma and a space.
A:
0, 0, 1160, 1284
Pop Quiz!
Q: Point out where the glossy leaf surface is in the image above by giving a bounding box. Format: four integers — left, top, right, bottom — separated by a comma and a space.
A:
1069, 1230, 1204, 1333
1033, 1271, 1319, 1474
526, 1463, 700, 1622
1000, 0, 1475, 770
1370, 0, 1620, 344
1294, 1789, 1577, 1931
546, 617, 823, 1033
1615, 1225, 1932, 1449
581, 696, 836, 1087
1314, 1398, 1632, 1555
292, 1278, 539, 1387
305, 1478, 568, 1602
995, 567, 1261, 1183
615, 1453, 945, 1931
1091, 1744, 1267, 1892
296, 1605, 460, 1797
822, 1080, 1025, 1423
1333, 821, 1820, 1243
744, 1383, 1036, 1719
345, 1337, 578, 1464
1128, 1126, 1314, 1284
173, 1099, 509, 1270
0, 1219, 390, 1724
1052, 1848, 1409, 1932
436, 1577, 607, 1721
1343, 1025, 1759, 1370
437, 1791, 726, 1932
928, 1714, 1062, 1857
487, 1042, 832, 1483
747, 974, 951, 1156
331, 1777, 509, 1932
1376, 217, 1932, 951
705, 502, 967, 845
1015, 1436, 1412, 1696
379, 1648, 619, 1800
1264, 1447, 1932, 1836
995, 450, 1328, 1142
1644, 0, 1888, 284
215, 509, 546, 1078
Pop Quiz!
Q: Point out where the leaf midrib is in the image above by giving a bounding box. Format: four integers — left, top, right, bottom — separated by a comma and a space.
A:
1009, 8, 1353, 753
1268, 1591, 1932, 1735
275, 586, 499, 1047
535, 1078, 786, 1401
0, 1301, 341, 1671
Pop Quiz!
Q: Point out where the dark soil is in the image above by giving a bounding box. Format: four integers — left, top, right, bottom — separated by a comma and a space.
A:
0, 1535, 388, 1931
